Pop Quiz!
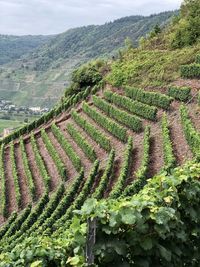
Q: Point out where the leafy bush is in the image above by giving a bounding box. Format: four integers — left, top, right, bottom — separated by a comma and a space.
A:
161, 114, 176, 171
180, 63, 200, 78
83, 102, 127, 142
171, 0, 200, 48
10, 141, 21, 208
37, 170, 84, 234
2, 161, 200, 266
41, 128, 68, 179
66, 123, 96, 162
125, 86, 173, 109
20, 137, 36, 201
180, 105, 200, 161
196, 54, 200, 64
123, 126, 151, 197
92, 149, 115, 199
0, 145, 7, 217
93, 95, 142, 132
30, 133, 51, 191
104, 90, 157, 121
198, 91, 200, 106
109, 137, 133, 199
53, 160, 99, 232
51, 123, 82, 171
69, 61, 103, 93
168, 86, 191, 102
71, 110, 111, 152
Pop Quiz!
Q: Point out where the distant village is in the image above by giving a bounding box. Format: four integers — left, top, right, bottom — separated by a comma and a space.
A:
0, 98, 49, 115
0, 98, 50, 138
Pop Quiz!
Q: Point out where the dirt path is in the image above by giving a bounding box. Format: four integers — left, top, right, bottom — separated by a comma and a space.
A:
25, 141, 44, 199
36, 136, 61, 191
47, 130, 77, 181
4, 147, 18, 216
15, 144, 30, 208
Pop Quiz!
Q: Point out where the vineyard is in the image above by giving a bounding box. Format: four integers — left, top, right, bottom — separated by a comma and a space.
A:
0, 79, 200, 265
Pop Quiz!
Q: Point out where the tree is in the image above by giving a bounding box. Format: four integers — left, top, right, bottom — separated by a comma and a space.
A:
171, 0, 200, 48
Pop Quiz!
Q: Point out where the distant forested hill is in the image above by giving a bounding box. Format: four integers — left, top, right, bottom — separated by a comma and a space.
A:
0, 35, 53, 65
0, 11, 177, 107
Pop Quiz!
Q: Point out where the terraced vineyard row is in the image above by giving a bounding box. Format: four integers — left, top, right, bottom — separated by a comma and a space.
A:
0, 83, 199, 254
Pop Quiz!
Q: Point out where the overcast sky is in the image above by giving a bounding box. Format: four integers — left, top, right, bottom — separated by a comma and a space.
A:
0, 0, 182, 36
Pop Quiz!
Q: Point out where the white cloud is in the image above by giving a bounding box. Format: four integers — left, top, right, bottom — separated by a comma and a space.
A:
0, 0, 182, 35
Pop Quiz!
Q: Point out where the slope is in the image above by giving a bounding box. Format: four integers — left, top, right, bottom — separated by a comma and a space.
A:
0, 35, 53, 65
0, 11, 176, 108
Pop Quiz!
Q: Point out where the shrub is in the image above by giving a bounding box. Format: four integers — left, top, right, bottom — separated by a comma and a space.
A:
83, 102, 127, 142
51, 123, 81, 171
168, 86, 191, 102
109, 137, 133, 199
180, 63, 200, 78
104, 90, 157, 121
180, 105, 200, 161
125, 86, 173, 109
122, 126, 151, 197
161, 114, 176, 171
93, 95, 142, 132
66, 123, 96, 162
71, 110, 111, 151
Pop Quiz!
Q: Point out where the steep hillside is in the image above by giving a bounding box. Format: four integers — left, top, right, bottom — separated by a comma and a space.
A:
0, 35, 53, 65
0, 1, 199, 264
0, 11, 176, 108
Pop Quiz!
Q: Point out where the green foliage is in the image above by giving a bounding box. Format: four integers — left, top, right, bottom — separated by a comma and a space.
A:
93, 95, 142, 132
171, 0, 200, 48
78, 161, 200, 266
0, 205, 31, 241
196, 54, 200, 64
0, 144, 7, 217
51, 123, 82, 171
123, 126, 151, 197
53, 160, 99, 232
106, 46, 200, 88
104, 90, 157, 121
30, 133, 51, 191
109, 137, 133, 199
0, 212, 17, 239
125, 86, 173, 109
10, 141, 21, 208
66, 123, 96, 162
2, 161, 200, 266
41, 128, 67, 179
38, 170, 84, 234
83, 102, 127, 142
198, 91, 200, 106
14, 184, 65, 242
168, 86, 191, 102
92, 149, 115, 199
161, 114, 176, 171
0, 35, 51, 65
180, 63, 200, 78
71, 110, 111, 152
71, 61, 103, 91
180, 105, 200, 161
2, 193, 49, 251
20, 137, 36, 201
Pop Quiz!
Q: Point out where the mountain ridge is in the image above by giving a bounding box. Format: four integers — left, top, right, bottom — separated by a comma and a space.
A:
0, 10, 176, 108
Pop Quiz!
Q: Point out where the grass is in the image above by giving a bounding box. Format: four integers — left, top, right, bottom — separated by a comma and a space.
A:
106, 44, 200, 88
0, 119, 23, 134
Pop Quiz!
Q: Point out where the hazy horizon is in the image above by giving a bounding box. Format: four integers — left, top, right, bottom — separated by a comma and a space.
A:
0, 0, 182, 36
